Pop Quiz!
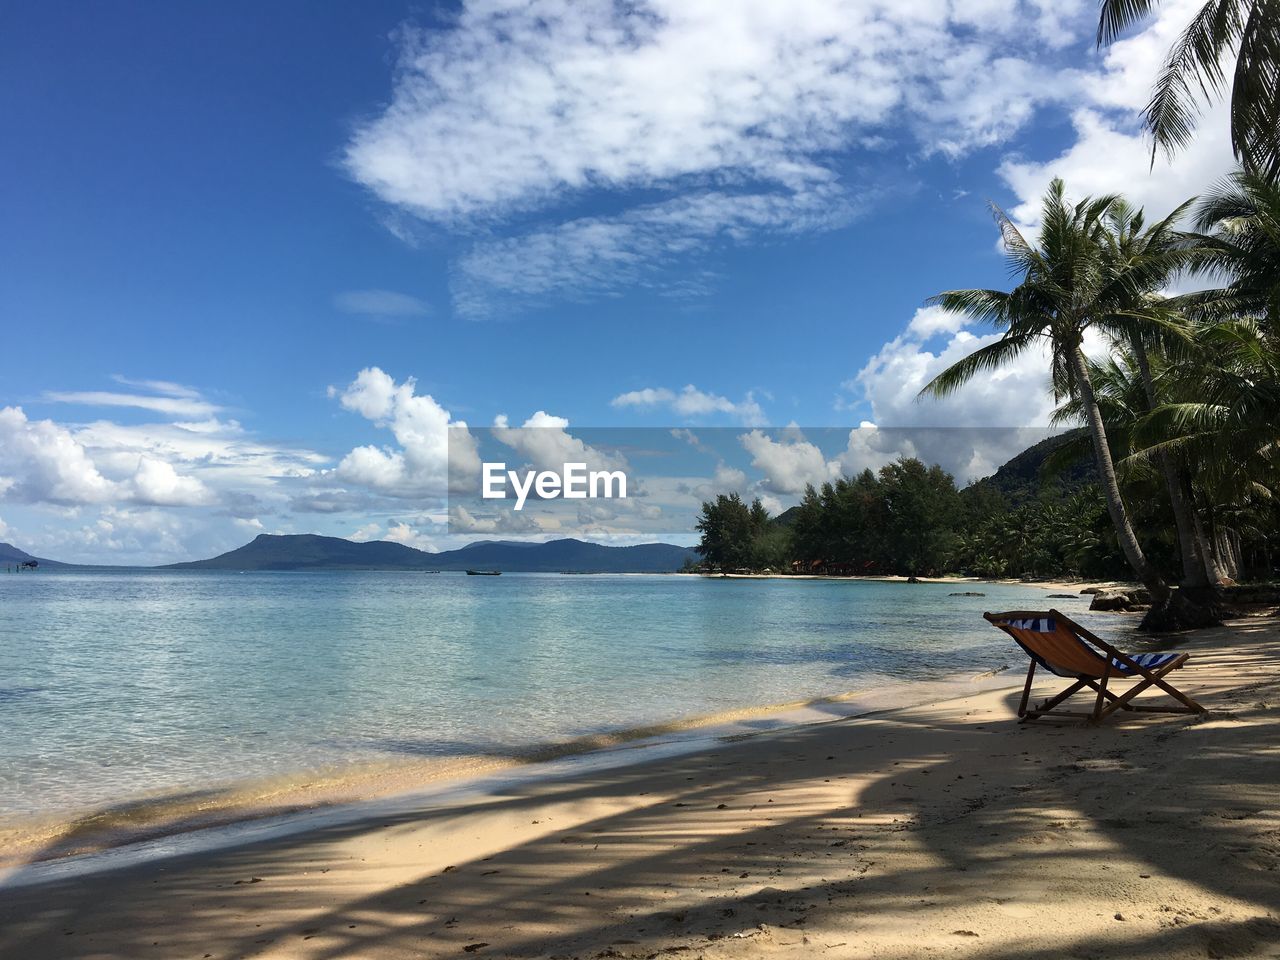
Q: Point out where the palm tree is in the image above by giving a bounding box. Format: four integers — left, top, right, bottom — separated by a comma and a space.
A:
1097, 1, 1280, 179
1097, 200, 1225, 601
1183, 169, 1280, 330
919, 179, 1216, 629
1133, 317, 1280, 534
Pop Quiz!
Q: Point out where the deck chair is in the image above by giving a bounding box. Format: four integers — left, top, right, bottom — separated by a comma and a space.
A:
984, 609, 1205, 723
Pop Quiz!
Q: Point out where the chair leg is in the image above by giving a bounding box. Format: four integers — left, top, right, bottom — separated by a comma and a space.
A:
1098, 658, 1205, 720
1017, 660, 1036, 718
1026, 678, 1088, 719
1090, 664, 1112, 724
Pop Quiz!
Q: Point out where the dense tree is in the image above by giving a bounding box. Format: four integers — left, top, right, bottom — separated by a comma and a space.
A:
694, 494, 787, 572
877, 459, 961, 576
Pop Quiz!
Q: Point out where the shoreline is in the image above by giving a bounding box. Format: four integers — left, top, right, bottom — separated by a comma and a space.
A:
2, 611, 1275, 958
0, 577, 1128, 870
0, 665, 1025, 872
690, 571, 1133, 593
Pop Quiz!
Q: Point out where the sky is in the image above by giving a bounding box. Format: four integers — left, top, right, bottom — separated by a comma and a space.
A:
0, 0, 1240, 563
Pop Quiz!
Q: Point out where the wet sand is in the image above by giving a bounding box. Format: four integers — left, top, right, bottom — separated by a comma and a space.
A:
1, 612, 1277, 959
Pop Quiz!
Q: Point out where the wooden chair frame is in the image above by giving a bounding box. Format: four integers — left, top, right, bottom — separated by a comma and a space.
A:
984, 609, 1206, 724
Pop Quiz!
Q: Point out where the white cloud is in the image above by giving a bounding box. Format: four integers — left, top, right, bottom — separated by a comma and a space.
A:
612, 384, 765, 425
0, 406, 119, 505
739, 428, 839, 496
110, 376, 204, 399
851, 321, 1059, 429
999, 0, 1237, 230
905, 305, 970, 339
36, 506, 198, 565
491, 411, 626, 473
42, 390, 221, 418
452, 184, 857, 314
385, 520, 437, 552
333, 289, 430, 317
0, 375, 333, 564
129, 456, 214, 507
350, 521, 382, 542
347, 0, 1095, 312
329, 367, 476, 498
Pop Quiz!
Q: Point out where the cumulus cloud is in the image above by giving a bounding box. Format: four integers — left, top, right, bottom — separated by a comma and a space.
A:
129, 456, 214, 507
329, 367, 478, 498
491, 411, 626, 473
350, 521, 382, 542
612, 384, 765, 425
0, 376, 332, 563
739, 428, 839, 496
347, 0, 1095, 313
385, 520, 438, 552
849, 308, 1060, 429
0, 406, 119, 504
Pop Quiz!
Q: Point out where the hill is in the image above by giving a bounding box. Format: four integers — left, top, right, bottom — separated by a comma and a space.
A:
0, 542, 72, 568
165, 534, 698, 573
963, 429, 1097, 506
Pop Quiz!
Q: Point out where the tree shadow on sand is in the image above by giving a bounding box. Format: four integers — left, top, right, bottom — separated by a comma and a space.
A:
2, 626, 1278, 959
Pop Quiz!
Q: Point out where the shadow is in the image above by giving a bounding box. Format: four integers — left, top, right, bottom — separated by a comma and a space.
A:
1, 619, 1277, 959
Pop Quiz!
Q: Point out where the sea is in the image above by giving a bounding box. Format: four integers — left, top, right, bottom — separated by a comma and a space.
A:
0, 570, 1093, 823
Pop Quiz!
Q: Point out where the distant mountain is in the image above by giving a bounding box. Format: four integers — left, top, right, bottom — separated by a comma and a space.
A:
165, 533, 698, 573
964, 429, 1097, 507
0, 542, 74, 568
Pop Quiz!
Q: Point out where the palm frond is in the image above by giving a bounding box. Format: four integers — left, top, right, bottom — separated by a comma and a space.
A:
1098, 0, 1160, 45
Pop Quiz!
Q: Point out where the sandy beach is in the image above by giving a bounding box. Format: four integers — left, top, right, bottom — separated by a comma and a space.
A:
2, 609, 1277, 959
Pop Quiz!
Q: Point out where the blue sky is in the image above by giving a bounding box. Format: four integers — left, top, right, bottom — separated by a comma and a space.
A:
0, 0, 1237, 562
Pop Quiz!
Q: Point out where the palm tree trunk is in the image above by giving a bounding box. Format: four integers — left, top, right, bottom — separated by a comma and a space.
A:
1067, 344, 1167, 591
1129, 341, 1219, 597
1067, 343, 1219, 630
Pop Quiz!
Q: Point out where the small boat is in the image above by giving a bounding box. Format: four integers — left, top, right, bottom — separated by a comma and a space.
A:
465, 569, 501, 576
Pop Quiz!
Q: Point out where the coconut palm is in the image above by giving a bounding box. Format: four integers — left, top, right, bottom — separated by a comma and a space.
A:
1127, 316, 1280, 578
1182, 169, 1280, 330
1098, 0, 1280, 178
1135, 318, 1280, 503
919, 178, 1216, 629
1097, 200, 1226, 599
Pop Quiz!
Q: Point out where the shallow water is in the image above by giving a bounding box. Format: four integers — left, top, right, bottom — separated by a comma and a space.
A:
0, 571, 1085, 819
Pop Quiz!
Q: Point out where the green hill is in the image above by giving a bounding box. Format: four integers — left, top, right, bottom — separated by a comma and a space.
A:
164, 534, 697, 573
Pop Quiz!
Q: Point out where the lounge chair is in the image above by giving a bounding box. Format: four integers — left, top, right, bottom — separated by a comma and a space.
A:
984, 609, 1206, 723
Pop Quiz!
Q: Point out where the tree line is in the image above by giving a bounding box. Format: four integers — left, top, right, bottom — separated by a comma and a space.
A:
693, 458, 1132, 582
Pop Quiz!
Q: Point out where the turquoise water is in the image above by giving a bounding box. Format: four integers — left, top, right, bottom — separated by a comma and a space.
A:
0, 571, 1081, 818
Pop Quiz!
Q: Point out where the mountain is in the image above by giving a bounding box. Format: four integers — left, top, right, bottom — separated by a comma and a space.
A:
0, 542, 72, 568
963, 429, 1097, 507
165, 533, 698, 573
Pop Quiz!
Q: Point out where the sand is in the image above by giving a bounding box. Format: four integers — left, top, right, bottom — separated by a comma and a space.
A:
2, 612, 1278, 959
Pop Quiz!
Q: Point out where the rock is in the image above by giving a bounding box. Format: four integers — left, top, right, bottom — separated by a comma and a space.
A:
949, 591, 986, 597
1080, 586, 1102, 594
1046, 593, 1076, 599
1090, 589, 1134, 612
907, 576, 921, 584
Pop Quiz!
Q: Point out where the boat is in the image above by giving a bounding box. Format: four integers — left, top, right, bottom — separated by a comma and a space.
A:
465, 569, 501, 576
